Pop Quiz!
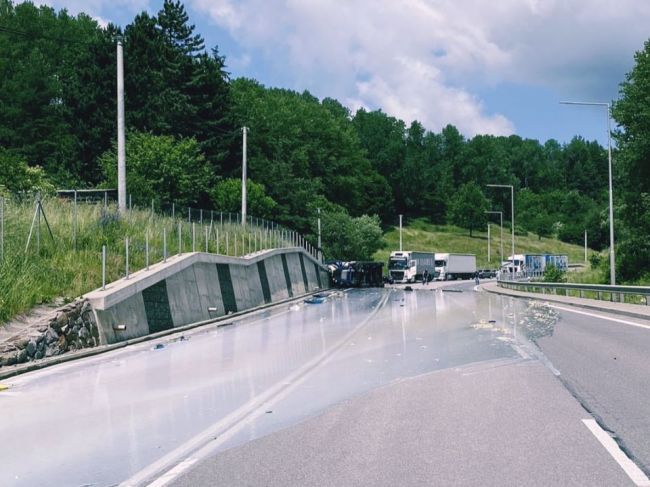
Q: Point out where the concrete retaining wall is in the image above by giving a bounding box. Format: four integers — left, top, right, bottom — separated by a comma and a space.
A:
86, 248, 328, 345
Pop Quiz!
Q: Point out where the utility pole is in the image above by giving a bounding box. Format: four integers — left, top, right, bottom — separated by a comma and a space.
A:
584, 229, 588, 263
399, 214, 403, 251
241, 127, 248, 226
116, 36, 126, 213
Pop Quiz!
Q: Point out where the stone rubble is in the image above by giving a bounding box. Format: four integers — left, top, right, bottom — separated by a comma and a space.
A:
0, 300, 100, 367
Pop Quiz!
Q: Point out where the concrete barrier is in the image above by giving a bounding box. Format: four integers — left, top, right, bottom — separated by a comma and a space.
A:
87, 248, 329, 344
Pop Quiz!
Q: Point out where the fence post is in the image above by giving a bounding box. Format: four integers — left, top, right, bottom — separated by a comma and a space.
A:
102, 245, 106, 290
145, 231, 149, 270
216, 228, 220, 255
226, 232, 229, 255
163, 227, 167, 263
73, 189, 77, 251
178, 221, 182, 255
205, 226, 209, 252
125, 237, 129, 279
192, 222, 196, 252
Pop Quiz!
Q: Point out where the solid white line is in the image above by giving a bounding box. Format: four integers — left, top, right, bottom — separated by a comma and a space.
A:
145, 459, 197, 487
548, 304, 650, 330
582, 419, 650, 486
123, 291, 390, 487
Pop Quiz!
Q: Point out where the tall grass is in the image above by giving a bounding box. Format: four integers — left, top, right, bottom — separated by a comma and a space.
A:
0, 195, 297, 324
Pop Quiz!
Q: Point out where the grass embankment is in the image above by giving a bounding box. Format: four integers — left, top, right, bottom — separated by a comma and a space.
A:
374, 218, 602, 281
0, 196, 289, 324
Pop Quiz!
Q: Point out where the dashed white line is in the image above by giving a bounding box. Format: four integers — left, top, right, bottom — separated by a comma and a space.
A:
548, 305, 650, 330
582, 419, 650, 486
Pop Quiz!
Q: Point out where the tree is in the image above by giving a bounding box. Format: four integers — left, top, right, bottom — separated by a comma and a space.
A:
210, 178, 278, 219
612, 39, 650, 281
320, 210, 383, 261
99, 132, 211, 209
447, 182, 488, 236
0, 148, 54, 194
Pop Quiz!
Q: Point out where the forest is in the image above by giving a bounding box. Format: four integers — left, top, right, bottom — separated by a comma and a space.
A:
1, 0, 649, 281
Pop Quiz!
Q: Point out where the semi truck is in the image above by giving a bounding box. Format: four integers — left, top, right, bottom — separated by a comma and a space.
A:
434, 253, 477, 281
501, 254, 568, 275
388, 251, 436, 283
329, 261, 385, 288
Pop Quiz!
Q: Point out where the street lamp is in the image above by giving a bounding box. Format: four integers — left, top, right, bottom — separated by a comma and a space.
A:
487, 184, 514, 260
560, 100, 616, 285
485, 210, 503, 265
115, 35, 126, 212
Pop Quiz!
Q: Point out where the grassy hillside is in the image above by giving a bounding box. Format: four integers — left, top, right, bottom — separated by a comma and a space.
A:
374, 218, 596, 271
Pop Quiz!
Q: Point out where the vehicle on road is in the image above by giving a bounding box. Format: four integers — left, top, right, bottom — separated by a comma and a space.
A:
478, 269, 497, 279
330, 261, 384, 288
388, 251, 436, 283
501, 254, 568, 275
434, 253, 477, 280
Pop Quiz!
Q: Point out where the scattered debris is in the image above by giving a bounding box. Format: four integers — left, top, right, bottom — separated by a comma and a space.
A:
153, 343, 165, 350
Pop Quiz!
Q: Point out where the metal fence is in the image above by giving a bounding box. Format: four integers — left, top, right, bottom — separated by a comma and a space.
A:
498, 279, 650, 305
0, 191, 322, 292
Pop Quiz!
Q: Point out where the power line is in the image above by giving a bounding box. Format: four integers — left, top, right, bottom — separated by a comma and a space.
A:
0, 24, 97, 45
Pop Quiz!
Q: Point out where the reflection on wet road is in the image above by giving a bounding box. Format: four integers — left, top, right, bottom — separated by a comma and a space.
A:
1, 285, 640, 486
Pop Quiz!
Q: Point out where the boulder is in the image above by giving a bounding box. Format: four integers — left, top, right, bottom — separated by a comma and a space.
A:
26, 340, 37, 357
45, 327, 58, 344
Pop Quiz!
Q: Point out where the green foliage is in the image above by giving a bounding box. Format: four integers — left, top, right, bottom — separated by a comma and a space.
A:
447, 182, 488, 236
543, 264, 566, 283
210, 178, 278, 218
0, 148, 55, 194
321, 211, 383, 261
612, 39, 650, 281
99, 132, 211, 209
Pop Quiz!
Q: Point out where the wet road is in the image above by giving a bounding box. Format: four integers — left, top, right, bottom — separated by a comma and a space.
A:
0, 284, 649, 486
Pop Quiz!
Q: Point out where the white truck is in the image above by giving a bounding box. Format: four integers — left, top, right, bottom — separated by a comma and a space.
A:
501, 254, 568, 275
434, 253, 477, 281
388, 251, 436, 283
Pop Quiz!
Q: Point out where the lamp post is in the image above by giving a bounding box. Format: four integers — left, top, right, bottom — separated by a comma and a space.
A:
485, 210, 503, 265
241, 126, 248, 227
560, 101, 615, 285
317, 207, 322, 263
487, 184, 514, 259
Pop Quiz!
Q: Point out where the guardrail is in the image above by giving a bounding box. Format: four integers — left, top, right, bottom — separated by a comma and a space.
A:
497, 279, 650, 306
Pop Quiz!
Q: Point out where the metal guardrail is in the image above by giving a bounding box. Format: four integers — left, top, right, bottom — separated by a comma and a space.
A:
498, 279, 650, 305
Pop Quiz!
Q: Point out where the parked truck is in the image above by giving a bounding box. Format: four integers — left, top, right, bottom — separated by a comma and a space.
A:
434, 253, 477, 281
388, 251, 436, 283
501, 254, 568, 275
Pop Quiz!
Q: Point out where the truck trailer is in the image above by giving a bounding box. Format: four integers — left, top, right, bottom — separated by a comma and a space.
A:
501, 254, 568, 275
388, 251, 436, 283
434, 253, 477, 281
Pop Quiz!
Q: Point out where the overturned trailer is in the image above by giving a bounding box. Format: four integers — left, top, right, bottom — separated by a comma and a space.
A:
329, 261, 384, 288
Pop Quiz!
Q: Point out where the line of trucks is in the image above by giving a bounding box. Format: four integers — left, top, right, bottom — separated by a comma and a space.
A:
388, 251, 568, 283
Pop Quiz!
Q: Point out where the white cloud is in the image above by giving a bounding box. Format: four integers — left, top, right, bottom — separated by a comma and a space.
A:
33, 0, 150, 25
189, 0, 650, 137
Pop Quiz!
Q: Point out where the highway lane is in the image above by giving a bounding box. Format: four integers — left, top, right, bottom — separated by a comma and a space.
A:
533, 304, 650, 474
1, 284, 647, 486
169, 286, 644, 487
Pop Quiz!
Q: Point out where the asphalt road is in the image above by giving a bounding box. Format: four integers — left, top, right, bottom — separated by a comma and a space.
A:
1, 283, 649, 486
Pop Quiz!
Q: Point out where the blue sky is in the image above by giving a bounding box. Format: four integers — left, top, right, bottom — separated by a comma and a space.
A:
36, 0, 650, 147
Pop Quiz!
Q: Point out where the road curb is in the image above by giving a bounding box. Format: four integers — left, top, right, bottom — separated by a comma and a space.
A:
482, 284, 650, 322
0, 289, 328, 381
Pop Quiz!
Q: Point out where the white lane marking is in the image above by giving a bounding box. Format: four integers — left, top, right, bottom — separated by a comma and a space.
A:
124, 292, 390, 487
548, 305, 650, 330
582, 419, 650, 486
146, 459, 197, 487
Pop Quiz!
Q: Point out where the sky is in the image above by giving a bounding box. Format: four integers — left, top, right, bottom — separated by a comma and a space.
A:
35, 0, 650, 147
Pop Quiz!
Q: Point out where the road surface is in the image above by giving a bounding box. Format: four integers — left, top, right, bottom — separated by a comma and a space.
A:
1, 283, 649, 486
